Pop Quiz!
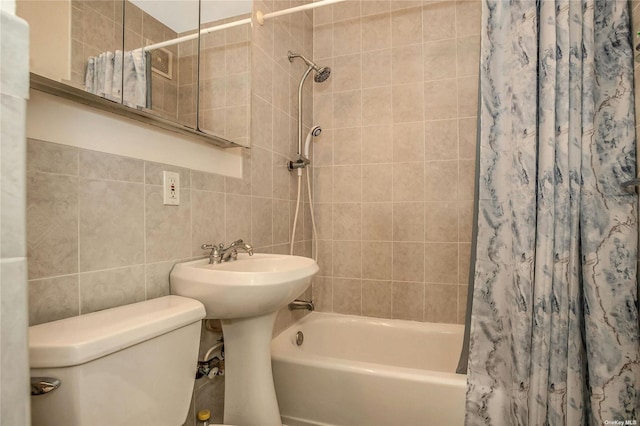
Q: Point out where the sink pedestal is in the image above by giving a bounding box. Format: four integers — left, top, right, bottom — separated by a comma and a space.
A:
222, 312, 281, 426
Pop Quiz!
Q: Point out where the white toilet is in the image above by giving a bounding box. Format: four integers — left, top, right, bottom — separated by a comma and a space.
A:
29, 295, 206, 426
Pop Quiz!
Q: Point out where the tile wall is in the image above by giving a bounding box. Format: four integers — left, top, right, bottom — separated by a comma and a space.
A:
310, 0, 481, 324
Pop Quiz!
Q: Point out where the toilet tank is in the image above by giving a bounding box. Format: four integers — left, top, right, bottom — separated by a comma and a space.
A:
29, 296, 205, 426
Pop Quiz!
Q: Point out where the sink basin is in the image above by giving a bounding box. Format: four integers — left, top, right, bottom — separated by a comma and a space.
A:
170, 252, 319, 426
170, 253, 319, 319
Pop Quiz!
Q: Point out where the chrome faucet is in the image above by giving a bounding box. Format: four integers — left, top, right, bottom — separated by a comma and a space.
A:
201, 239, 253, 264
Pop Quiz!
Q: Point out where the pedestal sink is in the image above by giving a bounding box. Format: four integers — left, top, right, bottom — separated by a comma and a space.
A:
170, 253, 319, 426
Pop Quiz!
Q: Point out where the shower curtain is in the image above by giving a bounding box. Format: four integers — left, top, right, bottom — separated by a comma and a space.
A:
466, 0, 640, 424
84, 48, 148, 109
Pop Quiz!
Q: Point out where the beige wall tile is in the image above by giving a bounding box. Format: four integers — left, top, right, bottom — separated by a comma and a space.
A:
362, 279, 392, 318
362, 164, 393, 202
191, 170, 225, 192
27, 139, 78, 175
314, 23, 334, 60
422, 1, 456, 42
314, 203, 333, 240
391, 6, 422, 46
457, 75, 479, 117
192, 191, 226, 255
456, 35, 480, 77
425, 283, 457, 323
393, 162, 424, 201
316, 239, 333, 275
145, 261, 175, 300
392, 82, 424, 123
225, 194, 252, 244
425, 201, 458, 242
457, 284, 468, 324
459, 243, 471, 285
333, 165, 362, 202
333, 90, 362, 128
333, 53, 362, 92
392, 281, 424, 320
425, 160, 458, 201
333, 0, 361, 21
334, 127, 362, 165
314, 166, 333, 203
425, 119, 458, 161
458, 117, 477, 160
79, 179, 145, 271
455, 1, 482, 37
424, 79, 458, 120
458, 200, 474, 242
362, 125, 393, 163
27, 173, 79, 279
362, 241, 392, 280
362, 86, 393, 126
251, 147, 273, 198
274, 199, 290, 245
252, 197, 274, 248
334, 18, 362, 55
424, 39, 457, 81
392, 242, 424, 282
361, 13, 391, 52
393, 122, 425, 162
333, 277, 362, 314
392, 44, 423, 84
362, 0, 390, 17
362, 203, 393, 241
362, 49, 392, 89
79, 265, 145, 314
273, 154, 290, 200
28, 275, 79, 325
425, 242, 458, 283
313, 276, 333, 311
312, 128, 334, 166
145, 186, 192, 263
393, 198, 425, 240
333, 203, 362, 240
459, 159, 476, 200
333, 240, 362, 278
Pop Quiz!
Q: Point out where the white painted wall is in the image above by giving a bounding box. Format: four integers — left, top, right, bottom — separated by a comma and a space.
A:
26, 90, 244, 178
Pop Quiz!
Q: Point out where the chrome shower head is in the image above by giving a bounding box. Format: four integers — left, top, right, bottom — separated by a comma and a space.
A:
314, 67, 331, 83
288, 51, 331, 83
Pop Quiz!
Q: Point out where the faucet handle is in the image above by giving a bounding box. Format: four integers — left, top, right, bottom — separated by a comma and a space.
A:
201, 244, 215, 250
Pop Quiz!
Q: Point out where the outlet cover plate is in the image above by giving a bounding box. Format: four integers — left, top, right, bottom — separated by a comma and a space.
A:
163, 171, 180, 206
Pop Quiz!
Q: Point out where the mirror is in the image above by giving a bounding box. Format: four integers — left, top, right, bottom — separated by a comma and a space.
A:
123, 0, 199, 128
15, 0, 251, 148
198, 1, 252, 146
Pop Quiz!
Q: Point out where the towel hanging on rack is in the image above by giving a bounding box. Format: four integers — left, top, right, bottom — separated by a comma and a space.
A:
84, 48, 148, 109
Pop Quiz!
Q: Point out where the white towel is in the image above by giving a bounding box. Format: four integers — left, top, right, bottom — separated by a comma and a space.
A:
85, 49, 147, 109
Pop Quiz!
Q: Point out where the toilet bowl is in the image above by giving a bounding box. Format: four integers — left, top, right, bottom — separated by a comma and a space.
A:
29, 295, 205, 426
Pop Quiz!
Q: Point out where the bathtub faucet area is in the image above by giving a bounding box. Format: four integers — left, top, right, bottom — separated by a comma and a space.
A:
288, 299, 314, 311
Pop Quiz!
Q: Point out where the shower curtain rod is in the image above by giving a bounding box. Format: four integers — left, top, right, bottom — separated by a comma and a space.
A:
142, 17, 252, 52
256, 0, 347, 25
142, 0, 345, 52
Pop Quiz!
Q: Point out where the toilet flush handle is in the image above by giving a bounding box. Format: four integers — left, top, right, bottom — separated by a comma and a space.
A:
30, 377, 61, 396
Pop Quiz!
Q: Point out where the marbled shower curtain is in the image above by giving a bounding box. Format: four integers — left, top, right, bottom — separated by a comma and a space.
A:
466, 0, 640, 424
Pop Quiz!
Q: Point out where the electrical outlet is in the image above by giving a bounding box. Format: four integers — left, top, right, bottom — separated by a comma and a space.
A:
163, 171, 180, 206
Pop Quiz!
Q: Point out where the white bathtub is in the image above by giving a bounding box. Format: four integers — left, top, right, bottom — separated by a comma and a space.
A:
271, 312, 467, 426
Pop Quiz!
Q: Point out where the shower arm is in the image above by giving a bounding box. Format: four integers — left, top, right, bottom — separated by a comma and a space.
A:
296, 65, 314, 162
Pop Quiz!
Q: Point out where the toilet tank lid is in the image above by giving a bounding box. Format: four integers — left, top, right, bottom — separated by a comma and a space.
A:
29, 296, 205, 368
